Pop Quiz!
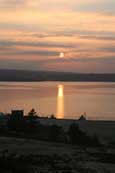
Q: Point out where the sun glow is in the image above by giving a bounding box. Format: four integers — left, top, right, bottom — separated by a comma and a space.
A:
58, 85, 63, 98
59, 52, 64, 58
56, 84, 64, 119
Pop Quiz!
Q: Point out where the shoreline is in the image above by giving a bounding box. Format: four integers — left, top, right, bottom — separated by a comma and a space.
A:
0, 80, 115, 82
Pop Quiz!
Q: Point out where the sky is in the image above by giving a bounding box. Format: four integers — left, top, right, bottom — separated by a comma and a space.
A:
0, 0, 115, 73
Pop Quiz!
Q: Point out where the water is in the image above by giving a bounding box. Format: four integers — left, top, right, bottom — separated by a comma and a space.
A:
0, 82, 115, 120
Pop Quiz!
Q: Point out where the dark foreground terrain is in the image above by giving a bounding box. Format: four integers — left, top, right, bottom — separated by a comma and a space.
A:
1, 110, 115, 172
0, 137, 115, 173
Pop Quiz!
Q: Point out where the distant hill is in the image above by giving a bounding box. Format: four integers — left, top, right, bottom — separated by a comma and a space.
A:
0, 69, 115, 82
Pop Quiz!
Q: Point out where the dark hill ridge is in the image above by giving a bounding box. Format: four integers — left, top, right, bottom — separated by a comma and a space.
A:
0, 69, 115, 82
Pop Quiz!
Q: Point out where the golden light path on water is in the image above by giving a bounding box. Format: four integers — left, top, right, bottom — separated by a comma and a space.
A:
56, 84, 64, 119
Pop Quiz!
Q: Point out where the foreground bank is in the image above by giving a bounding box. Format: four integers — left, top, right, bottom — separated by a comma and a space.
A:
0, 137, 115, 173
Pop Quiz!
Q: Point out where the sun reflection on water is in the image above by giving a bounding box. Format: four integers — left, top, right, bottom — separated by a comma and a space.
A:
56, 84, 64, 119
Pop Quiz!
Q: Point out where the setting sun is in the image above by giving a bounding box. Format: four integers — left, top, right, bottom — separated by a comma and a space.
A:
59, 52, 64, 58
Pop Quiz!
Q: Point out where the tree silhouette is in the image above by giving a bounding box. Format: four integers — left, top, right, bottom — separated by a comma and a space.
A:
49, 124, 66, 142
28, 108, 37, 117
68, 123, 87, 145
26, 108, 39, 133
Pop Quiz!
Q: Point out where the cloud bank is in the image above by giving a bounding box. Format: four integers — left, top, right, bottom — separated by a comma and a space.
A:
0, 0, 115, 73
